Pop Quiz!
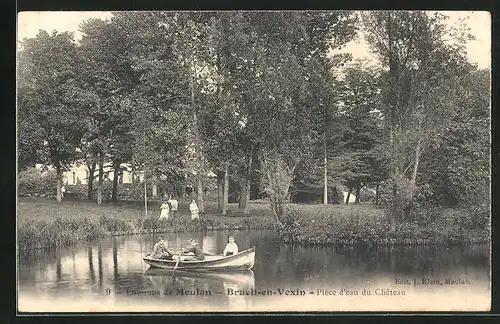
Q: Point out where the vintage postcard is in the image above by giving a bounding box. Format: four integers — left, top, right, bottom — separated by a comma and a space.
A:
16, 10, 491, 313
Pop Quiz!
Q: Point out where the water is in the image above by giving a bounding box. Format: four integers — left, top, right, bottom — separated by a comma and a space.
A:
18, 230, 490, 312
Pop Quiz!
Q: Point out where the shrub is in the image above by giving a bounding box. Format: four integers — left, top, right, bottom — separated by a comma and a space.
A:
18, 167, 58, 197
280, 203, 488, 245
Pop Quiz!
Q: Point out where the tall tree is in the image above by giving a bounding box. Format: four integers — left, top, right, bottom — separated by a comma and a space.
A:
363, 11, 475, 221
18, 30, 87, 203
335, 61, 386, 203
78, 17, 138, 202
244, 11, 357, 222
419, 67, 490, 208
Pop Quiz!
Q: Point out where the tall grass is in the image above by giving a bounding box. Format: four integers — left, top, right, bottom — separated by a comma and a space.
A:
280, 205, 490, 246
17, 198, 489, 251
17, 198, 278, 251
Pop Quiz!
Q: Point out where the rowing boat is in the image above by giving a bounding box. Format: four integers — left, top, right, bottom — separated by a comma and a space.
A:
143, 246, 255, 272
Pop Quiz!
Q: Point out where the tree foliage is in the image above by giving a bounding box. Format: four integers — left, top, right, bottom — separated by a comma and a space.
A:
17, 11, 489, 228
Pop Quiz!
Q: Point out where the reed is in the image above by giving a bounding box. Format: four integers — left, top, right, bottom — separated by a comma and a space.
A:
17, 198, 278, 251
17, 198, 489, 251
280, 205, 490, 246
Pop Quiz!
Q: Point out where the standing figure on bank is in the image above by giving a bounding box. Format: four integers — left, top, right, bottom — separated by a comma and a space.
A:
159, 200, 170, 220
169, 197, 179, 218
189, 199, 199, 220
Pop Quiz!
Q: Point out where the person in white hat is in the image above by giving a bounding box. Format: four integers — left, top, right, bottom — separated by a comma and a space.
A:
222, 236, 239, 256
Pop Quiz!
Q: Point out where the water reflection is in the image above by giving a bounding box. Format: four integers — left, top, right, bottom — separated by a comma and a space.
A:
18, 231, 490, 312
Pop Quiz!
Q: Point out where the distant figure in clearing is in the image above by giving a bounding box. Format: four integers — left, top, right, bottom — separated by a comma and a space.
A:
159, 200, 170, 220
190, 199, 199, 220
168, 197, 179, 218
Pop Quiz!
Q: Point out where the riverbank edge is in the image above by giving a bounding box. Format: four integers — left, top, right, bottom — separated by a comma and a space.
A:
17, 198, 490, 252
17, 216, 490, 252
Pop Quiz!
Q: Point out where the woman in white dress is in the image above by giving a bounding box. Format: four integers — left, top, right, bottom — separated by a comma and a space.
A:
189, 199, 199, 220
159, 201, 170, 220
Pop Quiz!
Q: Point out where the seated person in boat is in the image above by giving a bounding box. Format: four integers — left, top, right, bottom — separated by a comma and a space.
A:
181, 239, 205, 261
151, 239, 174, 260
222, 235, 239, 256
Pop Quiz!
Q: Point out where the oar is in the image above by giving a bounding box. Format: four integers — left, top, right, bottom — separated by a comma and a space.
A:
171, 249, 183, 278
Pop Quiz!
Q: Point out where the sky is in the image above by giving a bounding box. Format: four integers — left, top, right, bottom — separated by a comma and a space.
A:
17, 11, 491, 69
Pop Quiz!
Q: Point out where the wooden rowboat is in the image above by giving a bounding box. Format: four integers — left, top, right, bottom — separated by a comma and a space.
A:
143, 246, 255, 272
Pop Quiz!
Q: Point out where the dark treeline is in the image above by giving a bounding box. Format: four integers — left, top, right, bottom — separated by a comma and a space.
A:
17, 11, 490, 226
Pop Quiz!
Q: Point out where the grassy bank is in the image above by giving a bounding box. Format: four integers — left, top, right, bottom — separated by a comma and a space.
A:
280, 205, 490, 245
17, 197, 278, 251
17, 198, 490, 251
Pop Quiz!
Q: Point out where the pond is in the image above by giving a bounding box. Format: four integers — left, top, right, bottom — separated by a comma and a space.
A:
18, 230, 490, 312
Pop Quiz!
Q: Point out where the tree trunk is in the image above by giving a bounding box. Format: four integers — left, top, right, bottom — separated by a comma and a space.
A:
189, 49, 204, 213
323, 134, 328, 205
406, 140, 422, 217
197, 178, 204, 213
345, 190, 351, 205
239, 155, 252, 213
111, 162, 119, 202
243, 156, 252, 215
387, 13, 400, 232
87, 160, 96, 200
244, 175, 251, 215
239, 180, 247, 209
144, 177, 148, 218
152, 172, 158, 198
411, 140, 422, 184
375, 182, 380, 205
97, 152, 103, 205
56, 165, 62, 203
217, 171, 223, 213
222, 162, 229, 215
355, 185, 361, 204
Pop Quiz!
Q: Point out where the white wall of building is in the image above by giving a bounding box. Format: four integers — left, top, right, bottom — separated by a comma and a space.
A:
342, 191, 357, 204
36, 162, 140, 185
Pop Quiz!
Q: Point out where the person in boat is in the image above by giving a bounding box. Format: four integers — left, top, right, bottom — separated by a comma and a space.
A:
151, 239, 174, 260
189, 199, 199, 220
159, 200, 170, 220
222, 235, 239, 256
181, 239, 205, 261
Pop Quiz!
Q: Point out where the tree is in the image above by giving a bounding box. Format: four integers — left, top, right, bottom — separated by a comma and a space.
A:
363, 11, 476, 221
17, 106, 44, 171
78, 17, 138, 202
419, 67, 490, 209
335, 61, 386, 203
18, 30, 87, 203
235, 12, 357, 222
